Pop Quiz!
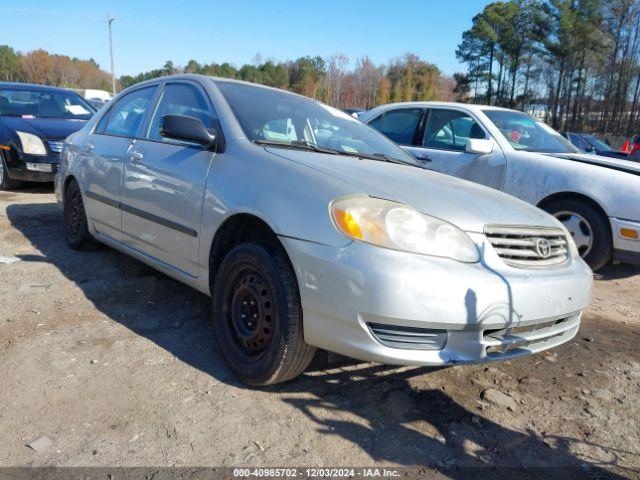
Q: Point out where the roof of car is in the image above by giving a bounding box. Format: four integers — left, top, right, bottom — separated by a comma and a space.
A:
0, 81, 76, 94
360, 101, 518, 120
374, 101, 513, 111
119, 74, 318, 101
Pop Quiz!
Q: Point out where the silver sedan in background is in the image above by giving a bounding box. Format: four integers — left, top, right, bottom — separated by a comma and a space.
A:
56, 75, 592, 385
361, 102, 640, 271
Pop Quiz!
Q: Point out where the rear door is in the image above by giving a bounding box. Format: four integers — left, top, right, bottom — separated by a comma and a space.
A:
404, 108, 507, 190
121, 81, 218, 278
82, 86, 157, 242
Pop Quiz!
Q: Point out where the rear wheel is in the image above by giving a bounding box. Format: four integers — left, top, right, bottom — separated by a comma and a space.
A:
212, 243, 316, 385
0, 156, 23, 191
63, 179, 100, 250
542, 199, 612, 271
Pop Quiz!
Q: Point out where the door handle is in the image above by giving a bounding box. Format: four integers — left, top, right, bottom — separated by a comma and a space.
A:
128, 150, 143, 161
414, 154, 432, 162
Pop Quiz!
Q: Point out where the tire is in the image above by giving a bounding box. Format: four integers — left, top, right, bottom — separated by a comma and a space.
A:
542, 199, 612, 271
0, 155, 23, 191
63, 179, 101, 250
212, 242, 316, 386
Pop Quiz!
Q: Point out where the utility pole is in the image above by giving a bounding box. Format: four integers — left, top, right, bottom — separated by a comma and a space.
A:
108, 15, 116, 96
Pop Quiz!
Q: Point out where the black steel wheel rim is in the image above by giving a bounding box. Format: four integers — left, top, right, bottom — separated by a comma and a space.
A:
226, 266, 275, 357
66, 189, 83, 238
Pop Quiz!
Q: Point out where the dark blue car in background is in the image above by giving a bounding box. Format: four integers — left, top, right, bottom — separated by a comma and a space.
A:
0, 82, 95, 190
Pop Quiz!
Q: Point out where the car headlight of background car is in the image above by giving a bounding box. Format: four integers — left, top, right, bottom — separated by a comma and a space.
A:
16, 131, 47, 156
330, 196, 480, 263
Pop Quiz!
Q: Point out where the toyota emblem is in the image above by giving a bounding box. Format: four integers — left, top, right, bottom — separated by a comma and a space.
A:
535, 238, 552, 258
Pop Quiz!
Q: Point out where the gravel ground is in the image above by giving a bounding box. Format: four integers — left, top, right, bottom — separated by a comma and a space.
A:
0, 187, 639, 478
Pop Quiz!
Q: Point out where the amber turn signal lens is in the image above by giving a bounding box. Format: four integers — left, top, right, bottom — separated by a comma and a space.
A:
620, 227, 639, 240
334, 209, 363, 239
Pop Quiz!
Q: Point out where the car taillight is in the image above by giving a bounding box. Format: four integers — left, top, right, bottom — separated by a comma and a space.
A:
622, 140, 630, 153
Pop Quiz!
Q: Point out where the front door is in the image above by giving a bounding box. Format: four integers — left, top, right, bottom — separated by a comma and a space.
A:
403, 108, 507, 190
121, 82, 217, 278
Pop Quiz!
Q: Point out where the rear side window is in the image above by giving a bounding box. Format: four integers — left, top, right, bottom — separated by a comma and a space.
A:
569, 134, 590, 151
422, 109, 486, 151
375, 108, 422, 145
100, 86, 156, 138
368, 114, 384, 130
146, 83, 216, 143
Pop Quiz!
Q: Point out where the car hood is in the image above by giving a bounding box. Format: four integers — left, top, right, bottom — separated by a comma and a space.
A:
266, 148, 559, 233
0, 116, 87, 140
545, 152, 640, 174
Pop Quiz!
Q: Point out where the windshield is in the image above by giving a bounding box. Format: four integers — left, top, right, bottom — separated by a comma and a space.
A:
215, 80, 419, 166
0, 88, 95, 120
584, 134, 612, 152
483, 109, 578, 154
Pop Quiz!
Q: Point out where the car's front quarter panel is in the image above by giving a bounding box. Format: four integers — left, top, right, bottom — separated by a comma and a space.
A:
196, 141, 359, 293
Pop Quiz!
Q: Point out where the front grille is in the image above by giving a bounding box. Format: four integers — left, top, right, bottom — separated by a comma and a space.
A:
368, 323, 447, 350
47, 140, 63, 154
485, 225, 569, 268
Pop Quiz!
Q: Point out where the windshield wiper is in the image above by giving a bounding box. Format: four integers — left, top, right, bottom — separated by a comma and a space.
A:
254, 139, 413, 166
254, 139, 339, 155
332, 149, 407, 165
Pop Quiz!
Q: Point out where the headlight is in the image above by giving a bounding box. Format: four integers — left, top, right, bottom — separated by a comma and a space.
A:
16, 131, 47, 156
330, 196, 480, 263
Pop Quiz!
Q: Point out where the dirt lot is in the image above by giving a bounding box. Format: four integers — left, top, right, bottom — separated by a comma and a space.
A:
1, 187, 639, 477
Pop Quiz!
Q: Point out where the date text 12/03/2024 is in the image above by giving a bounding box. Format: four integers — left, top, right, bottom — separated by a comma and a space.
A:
232, 468, 400, 477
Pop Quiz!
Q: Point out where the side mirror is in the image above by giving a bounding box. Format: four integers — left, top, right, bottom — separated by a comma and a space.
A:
160, 114, 216, 148
466, 138, 494, 155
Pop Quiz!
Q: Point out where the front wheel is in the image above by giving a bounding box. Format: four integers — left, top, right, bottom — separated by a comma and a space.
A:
212, 243, 316, 386
542, 199, 612, 271
0, 156, 23, 191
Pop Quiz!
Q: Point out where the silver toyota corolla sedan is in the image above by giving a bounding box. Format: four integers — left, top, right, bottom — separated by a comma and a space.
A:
55, 75, 593, 385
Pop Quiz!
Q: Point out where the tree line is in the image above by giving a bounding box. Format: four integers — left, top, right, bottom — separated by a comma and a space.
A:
119, 53, 455, 109
0, 45, 112, 91
455, 0, 640, 134
0, 44, 456, 111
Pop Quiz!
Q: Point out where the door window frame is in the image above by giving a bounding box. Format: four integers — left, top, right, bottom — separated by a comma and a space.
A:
141, 80, 222, 150
92, 85, 161, 140
417, 107, 490, 153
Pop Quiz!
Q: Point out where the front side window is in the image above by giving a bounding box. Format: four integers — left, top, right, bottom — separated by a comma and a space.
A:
147, 83, 215, 143
376, 108, 423, 145
101, 86, 156, 138
483, 109, 578, 154
215, 80, 419, 166
0, 88, 94, 119
422, 109, 486, 151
